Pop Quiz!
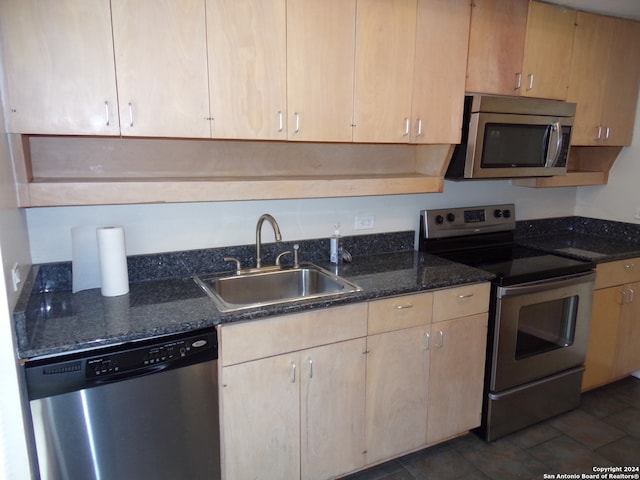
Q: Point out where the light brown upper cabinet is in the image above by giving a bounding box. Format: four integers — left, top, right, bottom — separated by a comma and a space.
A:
569, 13, 640, 146
353, 0, 417, 143
466, 0, 529, 96
111, 0, 211, 138
520, 1, 576, 100
411, 0, 471, 144
0, 0, 119, 135
600, 18, 640, 145
206, 0, 287, 140
467, 0, 575, 100
286, 0, 356, 142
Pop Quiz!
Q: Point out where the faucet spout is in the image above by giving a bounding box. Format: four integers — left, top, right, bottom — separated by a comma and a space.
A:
256, 214, 282, 268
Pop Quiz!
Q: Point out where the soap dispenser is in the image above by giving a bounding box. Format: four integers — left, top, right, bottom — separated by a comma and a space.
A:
329, 223, 343, 265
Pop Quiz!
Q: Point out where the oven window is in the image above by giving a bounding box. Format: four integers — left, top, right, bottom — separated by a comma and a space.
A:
515, 295, 579, 359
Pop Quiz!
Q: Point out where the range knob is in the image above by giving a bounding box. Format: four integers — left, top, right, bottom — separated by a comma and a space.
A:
494, 209, 503, 218
435, 214, 444, 224
446, 213, 456, 223
503, 209, 512, 218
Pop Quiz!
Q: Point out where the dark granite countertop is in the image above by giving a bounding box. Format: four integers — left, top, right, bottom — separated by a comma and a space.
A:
516, 216, 640, 263
14, 250, 494, 360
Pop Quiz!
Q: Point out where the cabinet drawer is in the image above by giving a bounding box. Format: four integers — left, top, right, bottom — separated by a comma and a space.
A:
595, 257, 640, 289
367, 292, 433, 335
432, 283, 491, 323
220, 303, 367, 366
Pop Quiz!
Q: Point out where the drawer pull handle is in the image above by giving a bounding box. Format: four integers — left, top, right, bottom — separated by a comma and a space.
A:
625, 264, 635, 271
458, 293, 474, 299
395, 303, 413, 310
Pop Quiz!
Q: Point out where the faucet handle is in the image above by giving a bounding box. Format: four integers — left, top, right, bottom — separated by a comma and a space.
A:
224, 257, 242, 275
275, 251, 291, 266
293, 244, 300, 268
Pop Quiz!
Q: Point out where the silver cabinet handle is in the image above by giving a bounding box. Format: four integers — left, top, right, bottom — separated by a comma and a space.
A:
514, 73, 522, 90
294, 112, 300, 134
625, 263, 635, 271
527, 73, 534, 91
290, 362, 296, 383
458, 293, 474, 299
416, 118, 423, 137
308, 358, 313, 379
128, 102, 134, 127
424, 332, 430, 351
403, 117, 410, 136
605, 127, 611, 140
104, 101, 110, 126
628, 288, 635, 303
595, 126, 602, 140
395, 303, 413, 310
436, 330, 444, 348
277, 111, 284, 132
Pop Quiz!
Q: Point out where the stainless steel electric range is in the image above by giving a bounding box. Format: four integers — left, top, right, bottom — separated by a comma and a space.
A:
420, 204, 596, 441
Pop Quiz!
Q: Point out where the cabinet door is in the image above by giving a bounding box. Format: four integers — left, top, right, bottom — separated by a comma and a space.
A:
0, 0, 119, 135
567, 12, 614, 146
520, 1, 576, 100
287, 0, 356, 142
301, 339, 366, 480
427, 313, 488, 444
600, 18, 640, 146
411, 0, 471, 144
365, 326, 430, 464
353, 0, 417, 143
583, 287, 623, 390
465, 0, 528, 96
207, 0, 287, 140
221, 353, 300, 480
112, 0, 210, 138
614, 282, 640, 378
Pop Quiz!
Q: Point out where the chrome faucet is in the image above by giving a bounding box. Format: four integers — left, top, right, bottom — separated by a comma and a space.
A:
255, 214, 282, 268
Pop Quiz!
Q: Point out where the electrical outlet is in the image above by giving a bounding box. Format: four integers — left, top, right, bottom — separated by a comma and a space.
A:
11, 263, 20, 292
354, 215, 375, 230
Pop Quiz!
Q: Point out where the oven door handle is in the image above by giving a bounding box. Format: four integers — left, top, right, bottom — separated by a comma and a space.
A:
497, 271, 596, 298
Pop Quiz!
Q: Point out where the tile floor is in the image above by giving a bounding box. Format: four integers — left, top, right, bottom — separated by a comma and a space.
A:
342, 376, 640, 480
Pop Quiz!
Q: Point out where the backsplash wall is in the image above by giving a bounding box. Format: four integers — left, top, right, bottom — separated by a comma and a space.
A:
26, 179, 577, 263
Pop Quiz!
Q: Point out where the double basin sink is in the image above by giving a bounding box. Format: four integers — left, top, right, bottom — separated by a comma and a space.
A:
194, 263, 362, 312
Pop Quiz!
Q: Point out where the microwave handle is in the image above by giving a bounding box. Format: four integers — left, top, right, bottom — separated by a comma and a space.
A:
544, 122, 563, 167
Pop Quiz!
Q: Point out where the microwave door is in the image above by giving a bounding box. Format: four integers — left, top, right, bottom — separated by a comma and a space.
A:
467, 113, 570, 178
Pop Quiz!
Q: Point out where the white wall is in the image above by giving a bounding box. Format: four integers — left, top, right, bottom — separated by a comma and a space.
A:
576, 94, 640, 221
0, 83, 35, 478
26, 179, 577, 263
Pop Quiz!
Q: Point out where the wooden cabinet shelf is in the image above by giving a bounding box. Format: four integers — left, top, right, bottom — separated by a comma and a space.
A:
12, 135, 451, 206
511, 145, 622, 188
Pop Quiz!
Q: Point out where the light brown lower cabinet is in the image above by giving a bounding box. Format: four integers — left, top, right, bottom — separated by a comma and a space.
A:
583, 258, 640, 391
219, 284, 489, 480
426, 313, 488, 444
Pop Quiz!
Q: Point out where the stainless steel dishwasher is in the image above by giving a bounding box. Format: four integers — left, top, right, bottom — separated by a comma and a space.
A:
24, 328, 220, 480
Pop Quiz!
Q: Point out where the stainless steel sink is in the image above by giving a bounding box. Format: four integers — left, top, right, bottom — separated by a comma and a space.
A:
194, 263, 362, 312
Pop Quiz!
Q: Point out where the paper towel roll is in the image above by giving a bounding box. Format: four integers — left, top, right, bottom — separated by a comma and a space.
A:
97, 226, 129, 297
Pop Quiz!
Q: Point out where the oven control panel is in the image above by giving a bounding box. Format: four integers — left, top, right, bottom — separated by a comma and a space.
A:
421, 203, 515, 239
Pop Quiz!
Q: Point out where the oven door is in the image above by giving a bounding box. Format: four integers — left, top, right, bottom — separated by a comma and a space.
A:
490, 271, 595, 392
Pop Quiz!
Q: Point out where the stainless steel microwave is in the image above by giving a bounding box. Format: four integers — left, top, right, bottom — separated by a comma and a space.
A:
446, 95, 576, 179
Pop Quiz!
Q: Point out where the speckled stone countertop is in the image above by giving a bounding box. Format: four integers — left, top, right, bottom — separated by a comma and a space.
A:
14, 231, 494, 360
516, 216, 640, 262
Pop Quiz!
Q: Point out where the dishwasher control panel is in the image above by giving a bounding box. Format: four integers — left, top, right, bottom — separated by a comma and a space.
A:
86, 331, 216, 379
25, 329, 217, 400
